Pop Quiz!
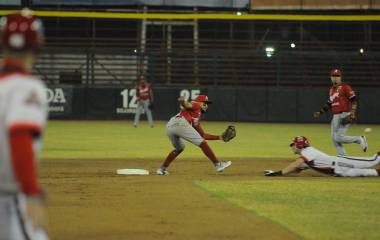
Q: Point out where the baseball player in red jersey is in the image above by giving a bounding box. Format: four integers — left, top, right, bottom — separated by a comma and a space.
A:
313, 69, 367, 156
264, 136, 380, 177
133, 75, 154, 128
0, 11, 49, 240
157, 95, 232, 175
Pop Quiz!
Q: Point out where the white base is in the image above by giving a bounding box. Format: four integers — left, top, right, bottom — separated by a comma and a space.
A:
116, 168, 149, 175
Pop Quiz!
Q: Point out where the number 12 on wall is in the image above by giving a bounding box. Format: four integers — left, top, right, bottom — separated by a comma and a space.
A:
120, 89, 138, 109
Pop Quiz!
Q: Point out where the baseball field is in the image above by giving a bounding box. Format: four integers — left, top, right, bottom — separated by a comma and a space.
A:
41, 121, 380, 240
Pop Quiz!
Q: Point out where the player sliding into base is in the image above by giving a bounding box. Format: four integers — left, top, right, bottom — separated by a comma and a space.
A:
157, 95, 236, 175
265, 136, 380, 177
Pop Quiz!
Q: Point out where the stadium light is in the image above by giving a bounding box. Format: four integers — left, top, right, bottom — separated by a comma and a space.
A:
290, 43, 296, 48
359, 48, 364, 54
134, 49, 137, 53
236, 12, 242, 16
265, 47, 275, 58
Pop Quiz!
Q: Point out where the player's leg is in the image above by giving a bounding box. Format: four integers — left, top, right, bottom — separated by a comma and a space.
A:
157, 117, 185, 175
331, 115, 346, 155
0, 196, 13, 240
335, 112, 362, 144
336, 153, 380, 169
334, 166, 380, 177
133, 101, 142, 127
174, 118, 231, 171
142, 100, 154, 128
1, 195, 49, 240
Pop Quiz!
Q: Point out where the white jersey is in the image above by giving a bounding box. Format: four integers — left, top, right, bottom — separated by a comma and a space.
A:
300, 146, 380, 176
0, 72, 48, 194
300, 147, 334, 169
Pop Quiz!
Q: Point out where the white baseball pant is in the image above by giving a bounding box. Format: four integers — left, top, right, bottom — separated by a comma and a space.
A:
333, 154, 380, 177
0, 194, 48, 240
331, 112, 362, 156
166, 116, 204, 151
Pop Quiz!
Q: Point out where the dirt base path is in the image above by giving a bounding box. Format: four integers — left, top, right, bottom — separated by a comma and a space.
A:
41, 158, 301, 240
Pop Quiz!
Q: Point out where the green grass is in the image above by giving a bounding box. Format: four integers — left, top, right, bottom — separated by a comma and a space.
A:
42, 120, 380, 159
195, 179, 380, 240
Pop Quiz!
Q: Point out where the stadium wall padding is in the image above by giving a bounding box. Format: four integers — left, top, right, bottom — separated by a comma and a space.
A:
47, 85, 380, 123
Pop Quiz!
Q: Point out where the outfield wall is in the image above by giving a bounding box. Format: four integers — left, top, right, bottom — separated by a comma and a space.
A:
47, 85, 380, 123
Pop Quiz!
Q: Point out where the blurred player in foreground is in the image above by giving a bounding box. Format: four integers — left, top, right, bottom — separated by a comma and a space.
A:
133, 75, 154, 128
0, 10, 49, 240
265, 136, 380, 177
313, 68, 367, 156
157, 95, 236, 175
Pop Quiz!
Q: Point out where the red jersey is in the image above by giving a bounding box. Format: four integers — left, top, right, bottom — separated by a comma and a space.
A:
177, 101, 220, 140
179, 101, 202, 126
136, 83, 152, 100
328, 83, 356, 114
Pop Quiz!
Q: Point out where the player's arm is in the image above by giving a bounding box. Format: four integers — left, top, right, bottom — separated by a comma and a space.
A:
7, 86, 48, 229
9, 125, 43, 196
314, 101, 332, 118
9, 125, 47, 229
149, 85, 154, 102
135, 85, 141, 100
265, 158, 305, 176
193, 123, 222, 140
178, 96, 193, 109
346, 85, 358, 119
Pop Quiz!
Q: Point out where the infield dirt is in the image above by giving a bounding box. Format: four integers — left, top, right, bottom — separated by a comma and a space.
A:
41, 158, 301, 240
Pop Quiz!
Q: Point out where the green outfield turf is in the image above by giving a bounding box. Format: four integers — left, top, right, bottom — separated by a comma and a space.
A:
195, 179, 380, 240
42, 120, 380, 159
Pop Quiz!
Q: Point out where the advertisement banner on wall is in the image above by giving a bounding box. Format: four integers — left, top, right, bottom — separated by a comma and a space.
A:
46, 86, 72, 116
115, 87, 204, 116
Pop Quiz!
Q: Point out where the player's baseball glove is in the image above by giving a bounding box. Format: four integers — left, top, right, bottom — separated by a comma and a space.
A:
341, 113, 355, 125
148, 102, 154, 110
222, 125, 236, 142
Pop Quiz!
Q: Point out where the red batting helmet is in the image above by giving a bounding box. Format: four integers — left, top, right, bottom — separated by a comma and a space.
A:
0, 10, 44, 51
330, 68, 342, 77
290, 136, 310, 149
194, 95, 212, 104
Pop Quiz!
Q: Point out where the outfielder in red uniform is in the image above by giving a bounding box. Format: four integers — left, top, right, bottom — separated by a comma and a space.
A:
157, 95, 232, 175
133, 75, 154, 128
313, 69, 367, 156
265, 136, 380, 177
0, 11, 49, 240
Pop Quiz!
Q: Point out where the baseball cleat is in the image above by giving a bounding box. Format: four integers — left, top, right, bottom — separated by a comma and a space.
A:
360, 136, 368, 152
156, 168, 169, 175
215, 161, 232, 172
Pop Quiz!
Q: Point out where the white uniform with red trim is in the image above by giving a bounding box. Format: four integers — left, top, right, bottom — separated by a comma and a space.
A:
300, 147, 380, 177
0, 72, 48, 240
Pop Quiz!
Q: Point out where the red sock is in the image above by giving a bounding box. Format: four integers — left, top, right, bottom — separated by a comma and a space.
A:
163, 150, 182, 168
199, 141, 219, 165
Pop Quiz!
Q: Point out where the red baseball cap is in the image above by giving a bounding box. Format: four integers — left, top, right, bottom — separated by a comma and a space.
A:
0, 10, 44, 51
330, 68, 342, 77
194, 95, 212, 104
290, 136, 310, 149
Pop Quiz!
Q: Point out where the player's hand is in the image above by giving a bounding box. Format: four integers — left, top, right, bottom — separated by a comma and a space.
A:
264, 170, 283, 176
350, 111, 356, 120
313, 111, 321, 118
26, 198, 48, 230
